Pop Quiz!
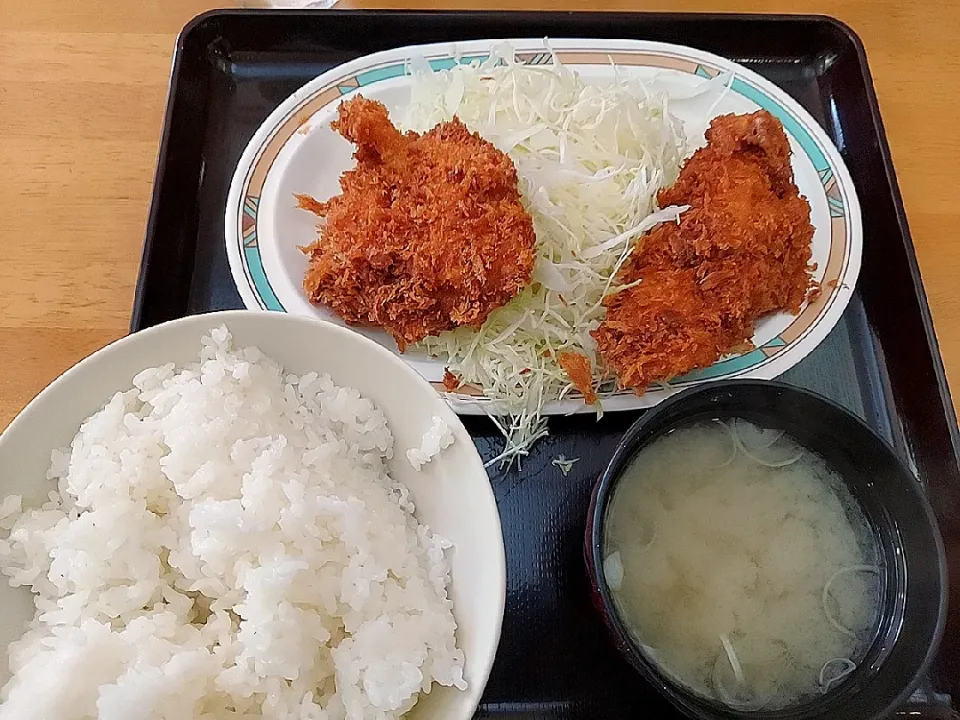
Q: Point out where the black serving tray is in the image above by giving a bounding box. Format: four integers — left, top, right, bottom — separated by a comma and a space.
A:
134, 10, 960, 718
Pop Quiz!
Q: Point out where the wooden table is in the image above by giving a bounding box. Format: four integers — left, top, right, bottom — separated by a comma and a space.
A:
1, 0, 958, 430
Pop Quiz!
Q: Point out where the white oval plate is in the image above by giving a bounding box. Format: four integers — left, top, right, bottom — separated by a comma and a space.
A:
225, 38, 862, 415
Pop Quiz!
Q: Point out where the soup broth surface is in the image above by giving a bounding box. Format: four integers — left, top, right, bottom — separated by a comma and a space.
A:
603, 420, 882, 709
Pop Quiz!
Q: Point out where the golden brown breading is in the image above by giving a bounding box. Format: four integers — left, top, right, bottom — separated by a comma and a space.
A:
593, 110, 816, 392
442, 369, 462, 392
557, 351, 598, 405
300, 96, 537, 351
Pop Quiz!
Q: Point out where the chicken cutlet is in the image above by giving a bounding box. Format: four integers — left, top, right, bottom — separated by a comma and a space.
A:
592, 110, 816, 392
299, 96, 537, 351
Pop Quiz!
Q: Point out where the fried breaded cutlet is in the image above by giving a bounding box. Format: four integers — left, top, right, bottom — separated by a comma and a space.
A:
299, 96, 537, 351
592, 110, 816, 392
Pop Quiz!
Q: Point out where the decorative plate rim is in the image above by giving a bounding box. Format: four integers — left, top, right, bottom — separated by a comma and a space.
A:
225, 38, 863, 415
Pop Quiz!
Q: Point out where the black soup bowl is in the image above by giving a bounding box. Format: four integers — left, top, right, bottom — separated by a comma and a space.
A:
585, 380, 947, 720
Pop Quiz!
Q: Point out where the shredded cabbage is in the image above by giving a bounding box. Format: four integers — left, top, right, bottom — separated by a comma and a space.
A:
551, 454, 580, 476
401, 45, 689, 464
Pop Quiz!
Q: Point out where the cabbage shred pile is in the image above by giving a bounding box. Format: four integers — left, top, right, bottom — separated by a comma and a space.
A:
401, 46, 688, 464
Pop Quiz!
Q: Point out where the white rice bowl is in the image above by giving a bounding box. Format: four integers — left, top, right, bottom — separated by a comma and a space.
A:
0, 311, 505, 720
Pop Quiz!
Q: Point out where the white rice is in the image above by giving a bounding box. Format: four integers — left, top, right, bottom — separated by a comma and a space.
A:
405, 417, 455, 471
0, 326, 466, 719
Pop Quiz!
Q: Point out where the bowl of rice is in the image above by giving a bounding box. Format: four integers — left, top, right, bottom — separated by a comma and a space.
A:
0, 310, 505, 719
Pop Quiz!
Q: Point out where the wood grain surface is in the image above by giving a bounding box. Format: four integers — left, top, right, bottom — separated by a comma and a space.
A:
1, 0, 958, 431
